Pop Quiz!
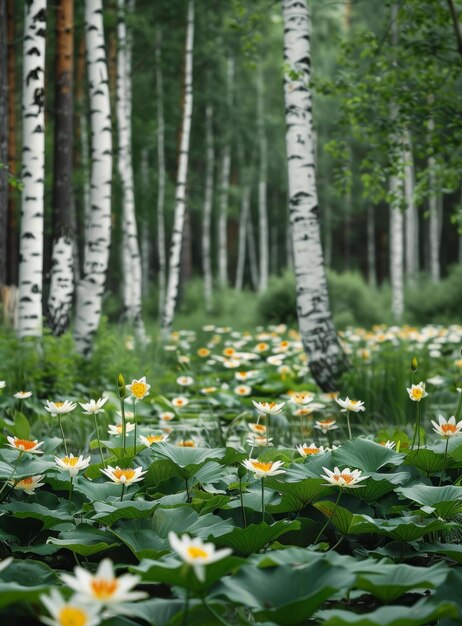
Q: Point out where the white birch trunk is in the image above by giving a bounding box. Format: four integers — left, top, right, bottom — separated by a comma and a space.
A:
282, 0, 347, 391
389, 174, 404, 320
202, 104, 214, 310
257, 66, 269, 292
17, 0, 47, 339
140, 147, 150, 297
80, 109, 91, 244
367, 205, 377, 289
235, 182, 251, 291
428, 115, 440, 282
156, 27, 167, 316
73, 0, 112, 356
116, 0, 147, 344
217, 56, 234, 287
403, 129, 418, 281
161, 0, 194, 335
324, 203, 332, 269
247, 209, 259, 291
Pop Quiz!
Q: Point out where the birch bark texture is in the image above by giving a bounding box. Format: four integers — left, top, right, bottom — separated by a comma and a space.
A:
0, 0, 7, 285
282, 0, 347, 391
73, 0, 112, 355
428, 111, 440, 282
161, 0, 194, 335
47, 0, 75, 336
403, 129, 418, 281
257, 65, 269, 292
17, 0, 47, 339
155, 27, 167, 317
202, 104, 215, 311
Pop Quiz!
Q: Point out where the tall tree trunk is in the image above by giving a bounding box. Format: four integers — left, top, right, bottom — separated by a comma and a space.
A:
282, 0, 347, 391
389, 173, 404, 320
156, 27, 167, 317
257, 66, 269, 292
247, 210, 259, 291
324, 202, 332, 269
17, 0, 47, 339
73, 0, 112, 356
76, 35, 90, 250
47, 0, 74, 336
367, 205, 377, 288
116, 0, 147, 344
235, 142, 251, 291
217, 55, 234, 288
428, 111, 440, 282
140, 147, 150, 298
202, 103, 214, 310
161, 0, 194, 335
0, 0, 7, 286
6, 0, 18, 286
403, 129, 418, 282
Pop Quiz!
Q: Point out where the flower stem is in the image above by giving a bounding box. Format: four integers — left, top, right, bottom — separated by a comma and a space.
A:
68, 476, 74, 515
58, 415, 68, 456
94, 415, 105, 467
239, 478, 247, 528
300, 413, 304, 442
120, 483, 125, 502
313, 489, 342, 545
439, 437, 449, 486
202, 597, 232, 626
133, 399, 137, 458
182, 588, 190, 626
261, 477, 265, 523
0, 451, 23, 499
120, 398, 126, 454
185, 477, 191, 503
346, 412, 352, 440
410, 402, 421, 451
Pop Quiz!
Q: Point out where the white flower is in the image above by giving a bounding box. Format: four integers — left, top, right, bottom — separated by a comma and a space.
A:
0, 381, 5, 389
60, 559, 147, 605
235, 371, 257, 381
379, 440, 396, 449
12, 475, 45, 494
139, 433, 169, 447
13, 391, 32, 399
7, 436, 44, 454
290, 392, 314, 406
242, 458, 286, 478
335, 397, 365, 413
176, 376, 194, 386
100, 465, 146, 485
427, 376, 445, 386
171, 396, 189, 408
321, 466, 369, 488
126, 376, 150, 400
54, 454, 91, 477
40, 589, 101, 626
0, 557, 13, 573
251, 400, 285, 415
159, 411, 175, 421
79, 397, 108, 415
431, 415, 462, 438
248, 423, 267, 435
223, 358, 241, 369
234, 385, 252, 396
168, 532, 232, 582
296, 443, 325, 457
108, 422, 136, 436
246, 436, 273, 447
314, 419, 338, 434
407, 382, 428, 402
44, 400, 77, 416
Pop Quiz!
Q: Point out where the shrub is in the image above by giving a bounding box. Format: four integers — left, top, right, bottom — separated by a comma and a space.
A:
405, 265, 462, 325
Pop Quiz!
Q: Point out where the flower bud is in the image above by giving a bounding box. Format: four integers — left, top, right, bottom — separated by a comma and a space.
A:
411, 357, 418, 372
117, 374, 126, 399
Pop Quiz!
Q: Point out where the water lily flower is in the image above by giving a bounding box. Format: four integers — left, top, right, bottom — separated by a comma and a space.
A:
321, 466, 368, 488
139, 433, 169, 447
176, 439, 197, 447
13, 390, 32, 399
168, 532, 232, 582
379, 440, 396, 449
12, 475, 45, 494
40, 589, 102, 626
290, 392, 314, 406
407, 382, 428, 402
79, 397, 108, 414
248, 423, 267, 435
246, 435, 273, 447
314, 419, 338, 434
108, 422, 135, 436
126, 376, 150, 400
176, 375, 194, 386
431, 415, 462, 438
44, 400, 77, 416
159, 411, 175, 421
6, 436, 44, 454
242, 458, 286, 478
251, 400, 285, 415
335, 397, 365, 413
100, 465, 146, 486
60, 558, 147, 605
234, 385, 252, 396
171, 396, 189, 408
297, 443, 325, 457
54, 454, 91, 477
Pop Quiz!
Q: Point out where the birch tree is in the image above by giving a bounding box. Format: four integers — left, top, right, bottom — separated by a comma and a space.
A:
0, 0, 7, 286
47, 0, 75, 336
7, 0, 18, 286
403, 130, 418, 282
428, 110, 440, 282
155, 27, 167, 316
202, 104, 214, 311
73, 0, 112, 356
161, 0, 194, 335
17, 0, 47, 339
257, 66, 269, 292
282, 0, 347, 391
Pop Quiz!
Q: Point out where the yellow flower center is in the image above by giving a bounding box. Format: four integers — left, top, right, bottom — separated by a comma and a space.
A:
442, 423, 457, 434
319, 420, 335, 426
411, 388, 424, 400
58, 606, 88, 626
14, 439, 37, 450
333, 473, 354, 484
146, 435, 164, 444
186, 546, 209, 559
349, 400, 358, 405
251, 461, 273, 472
113, 468, 136, 481
198, 348, 210, 357
62, 456, 79, 466
252, 424, 266, 433
131, 382, 147, 399
54, 402, 65, 408
90, 578, 118, 600
177, 440, 196, 447
303, 447, 320, 455
16, 477, 34, 487
224, 348, 236, 356
175, 399, 185, 406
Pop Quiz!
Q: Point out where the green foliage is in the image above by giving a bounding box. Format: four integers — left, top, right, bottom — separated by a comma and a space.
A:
405, 265, 462, 325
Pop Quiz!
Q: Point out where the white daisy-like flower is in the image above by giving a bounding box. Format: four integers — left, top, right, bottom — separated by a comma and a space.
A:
168, 532, 232, 582
242, 458, 286, 478
60, 559, 147, 605
200, 386, 217, 394
40, 589, 102, 626
126, 376, 150, 400
246, 435, 273, 447
248, 422, 267, 435
54, 454, 91, 477
7, 436, 44, 454
314, 419, 338, 434
79, 397, 108, 415
107, 422, 136, 436
223, 358, 241, 369
252, 400, 285, 415
379, 440, 396, 449
13, 390, 32, 399
296, 443, 325, 457
335, 397, 365, 413
44, 400, 77, 416
176, 376, 194, 386
321, 466, 369, 488
100, 465, 146, 486
407, 382, 428, 402
12, 475, 45, 494
234, 385, 252, 396
431, 415, 462, 438
139, 433, 169, 447
171, 396, 189, 408
159, 411, 175, 421
235, 371, 257, 381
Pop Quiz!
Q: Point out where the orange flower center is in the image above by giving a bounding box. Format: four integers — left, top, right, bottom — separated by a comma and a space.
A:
303, 447, 320, 455
113, 469, 136, 481
146, 435, 164, 444
175, 399, 185, 406
186, 546, 209, 559
319, 420, 335, 426
16, 477, 34, 486
90, 578, 118, 600
177, 440, 195, 447
252, 424, 266, 433
442, 423, 457, 434
14, 439, 37, 450
251, 461, 273, 472
333, 473, 354, 484
58, 606, 88, 626
131, 382, 147, 399
411, 388, 424, 400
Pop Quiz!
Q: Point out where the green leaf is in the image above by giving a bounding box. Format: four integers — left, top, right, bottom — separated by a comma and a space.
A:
332, 438, 404, 472
314, 500, 355, 535
152, 443, 226, 476
12, 412, 30, 439
405, 449, 445, 474
0, 559, 56, 609
91, 500, 158, 525
3, 492, 73, 529
397, 484, 462, 518
47, 525, 120, 556
266, 478, 331, 513
214, 521, 301, 556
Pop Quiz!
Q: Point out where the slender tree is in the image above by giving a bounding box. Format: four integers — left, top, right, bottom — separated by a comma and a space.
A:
0, 0, 7, 286
6, 0, 18, 286
282, 0, 347, 391
161, 0, 194, 335
47, 0, 75, 336
140, 147, 150, 298
17, 0, 47, 339
73, 0, 112, 355
155, 26, 167, 316
403, 130, 418, 282
202, 104, 214, 311
257, 65, 269, 292
76, 35, 90, 248
366, 205, 377, 288
427, 107, 440, 282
